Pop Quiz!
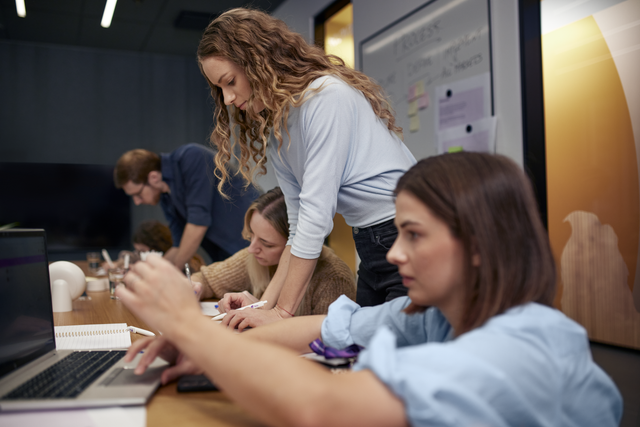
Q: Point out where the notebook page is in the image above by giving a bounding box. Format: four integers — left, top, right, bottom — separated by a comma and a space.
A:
200, 302, 220, 317
55, 323, 132, 350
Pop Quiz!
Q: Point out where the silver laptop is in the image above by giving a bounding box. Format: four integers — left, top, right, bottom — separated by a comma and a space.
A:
0, 229, 167, 412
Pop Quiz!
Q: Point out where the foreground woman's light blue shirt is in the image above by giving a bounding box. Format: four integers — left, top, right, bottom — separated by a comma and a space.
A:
321, 295, 622, 427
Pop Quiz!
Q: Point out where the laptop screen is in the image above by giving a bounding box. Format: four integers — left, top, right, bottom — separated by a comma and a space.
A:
0, 230, 56, 380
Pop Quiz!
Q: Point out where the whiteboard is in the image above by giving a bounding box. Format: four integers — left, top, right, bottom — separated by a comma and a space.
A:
360, 0, 494, 160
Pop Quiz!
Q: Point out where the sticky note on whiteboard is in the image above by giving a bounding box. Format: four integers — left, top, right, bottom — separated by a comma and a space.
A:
408, 84, 416, 101
408, 100, 418, 117
415, 81, 424, 97
410, 115, 420, 132
418, 93, 429, 110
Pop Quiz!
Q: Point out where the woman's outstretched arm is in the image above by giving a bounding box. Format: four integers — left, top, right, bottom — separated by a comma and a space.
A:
118, 255, 406, 427
242, 314, 325, 353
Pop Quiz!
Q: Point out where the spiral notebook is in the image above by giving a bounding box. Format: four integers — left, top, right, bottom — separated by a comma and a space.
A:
54, 324, 132, 350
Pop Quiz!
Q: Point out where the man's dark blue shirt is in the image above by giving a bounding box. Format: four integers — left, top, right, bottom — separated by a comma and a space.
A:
159, 143, 260, 260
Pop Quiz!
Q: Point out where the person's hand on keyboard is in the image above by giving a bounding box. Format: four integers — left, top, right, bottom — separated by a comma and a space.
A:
124, 335, 201, 384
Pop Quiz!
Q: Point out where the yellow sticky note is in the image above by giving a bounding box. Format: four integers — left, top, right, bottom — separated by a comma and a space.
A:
408, 100, 418, 117
448, 146, 464, 153
415, 81, 424, 97
410, 115, 420, 132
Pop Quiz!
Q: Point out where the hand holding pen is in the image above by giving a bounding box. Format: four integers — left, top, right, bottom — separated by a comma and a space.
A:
217, 290, 259, 314
185, 263, 202, 299
211, 301, 268, 321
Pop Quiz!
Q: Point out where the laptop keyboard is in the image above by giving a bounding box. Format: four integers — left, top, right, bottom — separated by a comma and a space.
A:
2, 350, 126, 400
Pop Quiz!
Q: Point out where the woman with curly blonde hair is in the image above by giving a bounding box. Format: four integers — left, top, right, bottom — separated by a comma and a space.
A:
198, 8, 416, 329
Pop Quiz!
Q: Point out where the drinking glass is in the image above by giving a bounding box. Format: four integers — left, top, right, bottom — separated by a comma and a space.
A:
87, 252, 101, 274
108, 267, 125, 299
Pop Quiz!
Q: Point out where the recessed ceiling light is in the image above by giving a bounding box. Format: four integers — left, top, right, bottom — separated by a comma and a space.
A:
15, 0, 26, 18
101, 0, 118, 28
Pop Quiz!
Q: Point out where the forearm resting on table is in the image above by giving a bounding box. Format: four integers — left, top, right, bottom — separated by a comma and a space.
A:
166, 223, 207, 269
172, 315, 406, 427
262, 247, 317, 316
242, 315, 325, 354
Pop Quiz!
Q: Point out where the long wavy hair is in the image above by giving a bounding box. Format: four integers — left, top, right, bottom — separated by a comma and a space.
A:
197, 8, 402, 194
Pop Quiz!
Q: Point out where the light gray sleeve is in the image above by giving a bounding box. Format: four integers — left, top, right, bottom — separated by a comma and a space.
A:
269, 150, 301, 241
288, 80, 359, 259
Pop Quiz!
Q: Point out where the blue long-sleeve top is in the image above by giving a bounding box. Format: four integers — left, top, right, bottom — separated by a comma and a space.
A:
268, 76, 416, 259
321, 295, 623, 427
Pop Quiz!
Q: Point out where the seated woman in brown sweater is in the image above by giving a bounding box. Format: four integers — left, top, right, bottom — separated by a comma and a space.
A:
191, 187, 356, 316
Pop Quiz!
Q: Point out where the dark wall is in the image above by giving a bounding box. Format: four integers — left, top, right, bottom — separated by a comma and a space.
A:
0, 40, 213, 164
0, 41, 215, 257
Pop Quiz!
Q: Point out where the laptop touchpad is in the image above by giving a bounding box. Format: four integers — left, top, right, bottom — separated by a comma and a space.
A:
101, 366, 164, 387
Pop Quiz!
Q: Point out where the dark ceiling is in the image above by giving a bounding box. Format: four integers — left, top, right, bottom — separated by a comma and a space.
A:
0, 0, 287, 56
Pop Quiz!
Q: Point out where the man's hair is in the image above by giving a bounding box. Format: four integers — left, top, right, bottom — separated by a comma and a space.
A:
113, 149, 161, 188
396, 152, 557, 334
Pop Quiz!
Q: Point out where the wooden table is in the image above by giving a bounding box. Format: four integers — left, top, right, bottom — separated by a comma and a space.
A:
53, 262, 266, 427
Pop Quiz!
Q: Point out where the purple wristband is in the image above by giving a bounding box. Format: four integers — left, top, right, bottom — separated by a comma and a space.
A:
309, 339, 364, 359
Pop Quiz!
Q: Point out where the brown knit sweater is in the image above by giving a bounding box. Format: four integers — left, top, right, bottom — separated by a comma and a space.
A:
191, 247, 356, 316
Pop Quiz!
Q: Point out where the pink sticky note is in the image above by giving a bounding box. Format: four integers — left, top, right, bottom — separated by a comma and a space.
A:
408, 85, 416, 101
418, 93, 429, 110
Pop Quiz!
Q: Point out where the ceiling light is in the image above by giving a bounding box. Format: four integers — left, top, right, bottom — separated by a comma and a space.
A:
15, 0, 26, 18
101, 0, 118, 28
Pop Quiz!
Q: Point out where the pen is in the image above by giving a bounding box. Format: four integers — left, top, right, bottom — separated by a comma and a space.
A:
211, 300, 268, 321
102, 249, 115, 269
185, 263, 199, 296
127, 326, 156, 337
185, 263, 191, 283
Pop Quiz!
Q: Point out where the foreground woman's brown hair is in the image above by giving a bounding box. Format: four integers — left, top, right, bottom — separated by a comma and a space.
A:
396, 152, 557, 332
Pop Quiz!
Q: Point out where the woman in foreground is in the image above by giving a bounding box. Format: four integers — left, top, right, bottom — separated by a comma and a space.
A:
118, 152, 622, 427
191, 187, 355, 319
